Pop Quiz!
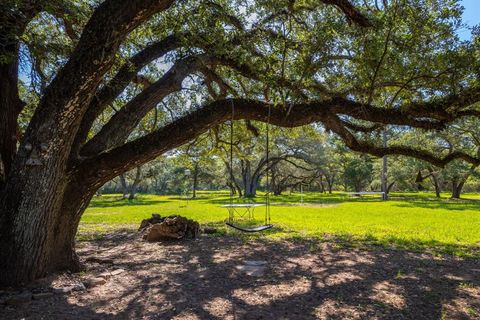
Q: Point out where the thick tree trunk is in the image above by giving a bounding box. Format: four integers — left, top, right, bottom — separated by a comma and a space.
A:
270, 164, 279, 195
0, 0, 174, 286
119, 167, 142, 199
50, 183, 97, 272
225, 160, 242, 197
235, 184, 243, 197
241, 160, 264, 198
0, 161, 68, 285
0, 57, 22, 181
386, 181, 395, 194
271, 175, 286, 196
326, 175, 335, 194
0, 0, 186, 287
451, 180, 465, 199
450, 165, 476, 199
319, 175, 325, 193
434, 185, 441, 198
119, 174, 129, 198
0, 171, 97, 285
244, 180, 258, 198
0, 10, 31, 182
128, 167, 142, 200
354, 182, 361, 193
427, 167, 441, 198
327, 185, 333, 194
273, 186, 283, 196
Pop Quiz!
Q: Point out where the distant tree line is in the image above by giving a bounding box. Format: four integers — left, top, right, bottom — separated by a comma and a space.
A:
101, 124, 480, 199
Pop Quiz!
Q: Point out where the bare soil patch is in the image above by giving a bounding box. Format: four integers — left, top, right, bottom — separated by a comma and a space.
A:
1, 235, 479, 319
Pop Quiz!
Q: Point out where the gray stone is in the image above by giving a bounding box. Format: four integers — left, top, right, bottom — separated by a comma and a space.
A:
53, 283, 85, 294
236, 265, 266, 277
72, 283, 87, 292
33, 292, 53, 300
99, 271, 112, 279
111, 268, 125, 276
5, 292, 32, 305
53, 286, 74, 294
99, 268, 125, 279
84, 277, 107, 288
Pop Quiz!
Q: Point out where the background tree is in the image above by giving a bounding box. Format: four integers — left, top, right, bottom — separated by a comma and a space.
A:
343, 155, 374, 192
119, 166, 143, 200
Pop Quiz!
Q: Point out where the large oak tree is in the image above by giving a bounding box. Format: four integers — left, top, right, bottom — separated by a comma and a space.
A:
0, 0, 479, 285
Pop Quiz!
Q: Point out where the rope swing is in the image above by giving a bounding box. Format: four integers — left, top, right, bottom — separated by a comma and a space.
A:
224, 99, 273, 232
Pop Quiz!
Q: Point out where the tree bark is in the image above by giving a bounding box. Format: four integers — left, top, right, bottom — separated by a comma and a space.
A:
0, 173, 97, 285
319, 175, 326, 193
450, 165, 476, 199
128, 167, 143, 200
241, 160, 263, 198
119, 174, 129, 198
451, 179, 465, 199
325, 173, 335, 193
0, 7, 33, 181
0, 0, 175, 286
386, 181, 395, 194
0, 53, 22, 181
427, 167, 441, 198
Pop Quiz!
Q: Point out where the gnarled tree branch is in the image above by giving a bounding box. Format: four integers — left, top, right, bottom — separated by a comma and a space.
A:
71, 34, 182, 158
77, 96, 480, 186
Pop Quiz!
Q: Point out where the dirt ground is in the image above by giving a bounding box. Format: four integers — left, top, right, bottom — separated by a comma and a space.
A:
1, 234, 479, 320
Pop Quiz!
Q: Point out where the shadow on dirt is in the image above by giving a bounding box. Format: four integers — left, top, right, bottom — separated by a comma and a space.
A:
2, 234, 479, 319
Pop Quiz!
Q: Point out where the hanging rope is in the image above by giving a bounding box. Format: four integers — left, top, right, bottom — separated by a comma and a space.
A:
230, 99, 234, 208
224, 99, 273, 232
265, 104, 271, 224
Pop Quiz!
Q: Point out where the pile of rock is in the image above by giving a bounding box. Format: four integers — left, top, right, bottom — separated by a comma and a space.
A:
139, 213, 200, 241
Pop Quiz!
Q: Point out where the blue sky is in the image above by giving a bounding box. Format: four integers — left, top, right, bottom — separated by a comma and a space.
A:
459, 0, 480, 39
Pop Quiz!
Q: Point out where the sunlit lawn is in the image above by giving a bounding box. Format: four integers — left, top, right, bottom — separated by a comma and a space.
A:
80, 191, 480, 258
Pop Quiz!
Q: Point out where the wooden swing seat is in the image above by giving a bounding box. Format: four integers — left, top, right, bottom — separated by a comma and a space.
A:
225, 222, 274, 233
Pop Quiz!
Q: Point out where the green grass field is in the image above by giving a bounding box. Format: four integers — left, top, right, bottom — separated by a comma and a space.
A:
81, 191, 480, 258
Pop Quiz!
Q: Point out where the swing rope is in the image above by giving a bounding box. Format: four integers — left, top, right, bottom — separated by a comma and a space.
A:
265, 103, 271, 225
226, 99, 273, 232
230, 99, 234, 207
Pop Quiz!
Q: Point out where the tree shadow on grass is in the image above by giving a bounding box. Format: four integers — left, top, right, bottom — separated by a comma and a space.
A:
3, 234, 479, 319
205, 194, 385, 206
391, 198, 480, 211
88, 198, 170, 208
312, 233, 480, 259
